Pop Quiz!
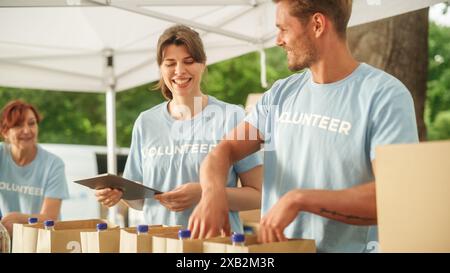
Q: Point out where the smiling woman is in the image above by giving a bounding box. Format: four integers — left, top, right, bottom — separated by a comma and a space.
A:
0, 100, 69, 236
94, 25, 263, 233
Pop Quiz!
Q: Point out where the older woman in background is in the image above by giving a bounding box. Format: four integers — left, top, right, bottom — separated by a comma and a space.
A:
0, 100, 69, 235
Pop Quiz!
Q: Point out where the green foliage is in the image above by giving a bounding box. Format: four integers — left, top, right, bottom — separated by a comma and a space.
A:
426, 22, 450, 140
0, 88, 105, 145
427, 110, 450, 140
0, 86, 164, 146
206, 47, 292, 107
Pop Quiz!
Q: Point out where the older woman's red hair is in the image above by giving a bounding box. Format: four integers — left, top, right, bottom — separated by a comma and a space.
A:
0, 100, 42, 137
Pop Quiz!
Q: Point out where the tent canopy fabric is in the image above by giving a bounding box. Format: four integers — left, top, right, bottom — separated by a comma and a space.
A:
0, 0, 443, 93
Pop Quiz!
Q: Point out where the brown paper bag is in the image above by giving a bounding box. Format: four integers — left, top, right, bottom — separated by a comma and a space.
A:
119, 225, 181, 253
12, 222, 44, 253
35, 219, 113, 253
227, 239, 316, 253
204, 235, 316, 253
80, 228, 121, 253
376, 141, 450, 252
152, 233, 230, 253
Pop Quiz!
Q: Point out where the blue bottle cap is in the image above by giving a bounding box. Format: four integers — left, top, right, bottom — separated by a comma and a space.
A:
243, 226, 253, 234
231, 233, 245, 243
178, 229, 191, 239
44, 220, 54, 227
137, 225, 148, 233
28, 217, 38, 224
96, 223, 108, 231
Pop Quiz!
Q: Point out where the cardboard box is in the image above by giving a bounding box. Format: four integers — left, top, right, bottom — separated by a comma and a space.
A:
376, 141, 450, 252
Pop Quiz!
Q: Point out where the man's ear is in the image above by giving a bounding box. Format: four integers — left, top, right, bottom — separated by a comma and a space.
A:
311, 12, 326, 38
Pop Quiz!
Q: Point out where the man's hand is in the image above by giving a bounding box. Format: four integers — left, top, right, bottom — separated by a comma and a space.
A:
188, 188, 231, 239
259, 189, 301, 243
155, 182, 202, 212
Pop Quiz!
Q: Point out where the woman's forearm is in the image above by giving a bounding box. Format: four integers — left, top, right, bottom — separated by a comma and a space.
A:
225, 186, 261, 211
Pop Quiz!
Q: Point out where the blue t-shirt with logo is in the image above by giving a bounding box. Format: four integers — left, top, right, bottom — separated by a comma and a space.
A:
0, 144, 69, 215
123, 95, 262, 232
245, 63, 419, 252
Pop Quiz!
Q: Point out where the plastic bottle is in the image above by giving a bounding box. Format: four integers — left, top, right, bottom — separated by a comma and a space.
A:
96, 223, 108, 232
231, 233, 245, 247
44, 220, 55, 231
28, 217, 38, 225
0, 212, 11, 253
178, 229, 191, 240
137, 225, 148, 235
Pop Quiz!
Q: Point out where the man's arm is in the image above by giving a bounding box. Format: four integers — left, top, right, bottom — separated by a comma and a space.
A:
259, 162, 377, 243
188, 122, 263, 238
300, 181, 376, 225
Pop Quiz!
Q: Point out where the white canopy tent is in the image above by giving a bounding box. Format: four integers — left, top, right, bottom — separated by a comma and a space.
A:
0, 0, 442, 175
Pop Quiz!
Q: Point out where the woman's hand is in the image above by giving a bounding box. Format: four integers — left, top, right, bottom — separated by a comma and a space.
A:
0, 212, 25, 235
95, 188, 123, 207
154, 182, 202, 212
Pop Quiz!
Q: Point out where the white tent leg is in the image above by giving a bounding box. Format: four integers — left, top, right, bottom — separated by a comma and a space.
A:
106, 85, 117, 175
103, 48, 122, 226
259, 48, 268, 88
103, 48, 117, 175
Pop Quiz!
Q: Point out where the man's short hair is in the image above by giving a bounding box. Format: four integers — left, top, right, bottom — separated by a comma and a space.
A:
274, 0, 353, 39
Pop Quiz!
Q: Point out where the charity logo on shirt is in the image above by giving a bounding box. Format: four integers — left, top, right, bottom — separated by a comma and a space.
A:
143, 143, 218, 158
277, 111, 352, 135
0, 181, 44, 196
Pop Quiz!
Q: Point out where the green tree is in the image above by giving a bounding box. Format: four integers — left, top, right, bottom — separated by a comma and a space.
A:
426, 22, 450, 140
206, 47, 292, 106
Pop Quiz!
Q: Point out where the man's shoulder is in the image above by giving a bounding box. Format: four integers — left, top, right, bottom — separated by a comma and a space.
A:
356, 64, 414, 112
358, 63, 409, 94
276, 71, 310, 87
264, 71, 310, 100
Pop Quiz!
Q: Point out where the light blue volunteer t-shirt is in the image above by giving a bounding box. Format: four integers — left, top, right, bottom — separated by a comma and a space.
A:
0, 144, 69, 215
245, 63, 419, 252
123, 95, 262, 233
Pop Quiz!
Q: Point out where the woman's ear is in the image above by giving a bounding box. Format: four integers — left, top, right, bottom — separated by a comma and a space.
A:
1, 131, 9, 142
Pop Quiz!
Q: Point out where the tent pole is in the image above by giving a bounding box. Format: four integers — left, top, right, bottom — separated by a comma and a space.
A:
103, 48, 121, 226
103, 48, 117, 175
106, 86, 117, 175
259, 47, 268, 88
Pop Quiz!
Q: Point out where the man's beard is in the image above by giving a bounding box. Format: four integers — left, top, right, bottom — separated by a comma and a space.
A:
288, 47, 317, 71
286, 37, 317, 72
